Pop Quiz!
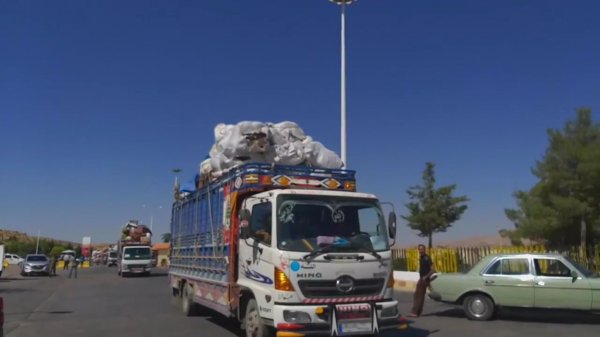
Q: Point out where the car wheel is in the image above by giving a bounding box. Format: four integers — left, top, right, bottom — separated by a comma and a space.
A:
244, 299, 272, 337
463, 294, 495, 321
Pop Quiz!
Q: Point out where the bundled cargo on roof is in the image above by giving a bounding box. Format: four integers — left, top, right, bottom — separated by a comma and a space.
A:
120, 220, 152, 244
199, 121, 344, 180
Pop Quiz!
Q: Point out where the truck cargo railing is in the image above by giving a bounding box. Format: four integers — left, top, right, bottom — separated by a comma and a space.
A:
182, 163, 357, 201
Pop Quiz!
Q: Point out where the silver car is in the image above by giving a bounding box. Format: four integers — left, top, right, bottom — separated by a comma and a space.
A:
21, 254, 49, 276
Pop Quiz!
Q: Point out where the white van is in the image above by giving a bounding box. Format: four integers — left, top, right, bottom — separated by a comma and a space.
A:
0, 244, 4, 277
4, 253, 24, 265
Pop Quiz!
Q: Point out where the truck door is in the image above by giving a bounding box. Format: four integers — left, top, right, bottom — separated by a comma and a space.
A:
238, 197, 275, 312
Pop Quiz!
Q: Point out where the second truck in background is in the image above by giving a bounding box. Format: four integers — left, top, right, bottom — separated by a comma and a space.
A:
117, 220, 153, 277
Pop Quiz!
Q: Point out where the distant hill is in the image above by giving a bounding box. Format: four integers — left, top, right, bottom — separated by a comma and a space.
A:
0, 229, 78, 247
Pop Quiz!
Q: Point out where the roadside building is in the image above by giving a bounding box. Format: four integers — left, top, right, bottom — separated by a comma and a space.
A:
151, 243, 170, 267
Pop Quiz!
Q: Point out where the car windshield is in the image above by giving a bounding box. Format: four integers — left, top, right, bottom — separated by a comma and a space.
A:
565, 256, 597, 278
276, 194, 389, 253
27, 255, 48, 262
123, 248, 151, 260
109, 252, 117, 258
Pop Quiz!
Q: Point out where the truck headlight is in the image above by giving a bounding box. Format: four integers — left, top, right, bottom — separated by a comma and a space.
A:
380, 305, 399, 318
283, 310, 311, 323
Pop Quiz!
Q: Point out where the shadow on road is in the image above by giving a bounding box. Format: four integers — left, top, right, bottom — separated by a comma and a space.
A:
0, 278, 36, 282
5, 310, 74, 316
0, 288, 29, 293
196, 311, 434, 337
379, 326, 434, 337
430, 307, 600, 325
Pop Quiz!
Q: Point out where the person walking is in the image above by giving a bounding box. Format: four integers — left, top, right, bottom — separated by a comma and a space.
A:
68, 257, 80, 279
409, 244, 436, 317
63, 254, 70, 270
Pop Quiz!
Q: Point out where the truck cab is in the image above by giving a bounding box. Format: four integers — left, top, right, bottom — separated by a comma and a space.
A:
107, 251, 118, 267
117, 244, 152, 277
237, 189, 399, 336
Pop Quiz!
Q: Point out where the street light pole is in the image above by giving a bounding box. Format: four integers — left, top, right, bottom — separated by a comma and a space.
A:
35, 230, 40, 254
330, 0, 354, 168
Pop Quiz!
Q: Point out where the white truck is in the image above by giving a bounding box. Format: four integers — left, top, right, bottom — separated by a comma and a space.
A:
169, 163, 406, 337
117, 221, 153, 277
117, 242, 152, 277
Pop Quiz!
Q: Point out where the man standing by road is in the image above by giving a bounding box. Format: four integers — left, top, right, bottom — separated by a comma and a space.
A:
49, 255, 57, 276
409, 244, 435, 317
63, 254, 70, 270
68, 257, 80, 279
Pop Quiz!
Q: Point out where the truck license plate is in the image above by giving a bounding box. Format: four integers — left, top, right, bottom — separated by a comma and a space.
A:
338, 322, 372, 335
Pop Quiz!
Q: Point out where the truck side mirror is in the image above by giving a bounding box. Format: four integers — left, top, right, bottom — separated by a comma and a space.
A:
239, 209, 251, 240
388, 211, 397, 241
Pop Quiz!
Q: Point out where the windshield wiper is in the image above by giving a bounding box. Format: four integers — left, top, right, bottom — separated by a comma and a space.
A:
303, 244, 338, 262
352, 246, 382, 261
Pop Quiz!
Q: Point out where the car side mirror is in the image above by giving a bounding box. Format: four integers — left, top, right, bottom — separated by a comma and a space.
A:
571, 270, 579, 281
239, 209, 251, 240
388, 211, 397, 243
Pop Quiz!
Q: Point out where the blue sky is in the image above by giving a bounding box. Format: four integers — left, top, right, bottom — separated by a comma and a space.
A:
1, 1, 599, 246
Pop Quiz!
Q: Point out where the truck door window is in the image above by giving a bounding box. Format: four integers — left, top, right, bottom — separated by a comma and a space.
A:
251, 202, 272, 245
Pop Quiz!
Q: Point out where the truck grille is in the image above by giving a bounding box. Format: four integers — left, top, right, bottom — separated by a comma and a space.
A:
298, 278, 385, 298
127, 264, 146, 269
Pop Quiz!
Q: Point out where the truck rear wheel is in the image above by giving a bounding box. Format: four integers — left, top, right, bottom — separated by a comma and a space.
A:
244, 299, 272, 337
182, 283, 198, 316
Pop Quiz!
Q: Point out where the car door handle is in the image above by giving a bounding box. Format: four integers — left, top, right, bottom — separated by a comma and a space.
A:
484, 280, 495, 284
245, 259, 252, 265
536, 281, 545, 286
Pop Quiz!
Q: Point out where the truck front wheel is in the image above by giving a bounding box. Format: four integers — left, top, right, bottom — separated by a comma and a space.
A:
244, 299, 272, 337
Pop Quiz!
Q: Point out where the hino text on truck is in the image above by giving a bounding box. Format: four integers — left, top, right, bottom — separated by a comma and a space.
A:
169, 122, 406, 337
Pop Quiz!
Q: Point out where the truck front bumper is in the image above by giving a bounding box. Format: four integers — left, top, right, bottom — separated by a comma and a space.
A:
272, 300, 408, 336
121, 266, 151, 274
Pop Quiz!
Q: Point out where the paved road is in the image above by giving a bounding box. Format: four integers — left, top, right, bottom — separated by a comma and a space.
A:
1, 265, 598, 337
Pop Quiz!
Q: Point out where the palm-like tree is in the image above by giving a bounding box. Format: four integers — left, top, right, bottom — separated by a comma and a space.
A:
161, 232, 171, 243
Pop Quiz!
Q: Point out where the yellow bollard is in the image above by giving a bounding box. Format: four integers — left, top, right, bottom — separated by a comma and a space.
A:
81, 261, 90, 268
57, 260, 65, 269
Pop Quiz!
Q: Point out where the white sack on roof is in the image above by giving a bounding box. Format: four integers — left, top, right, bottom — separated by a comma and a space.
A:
201, 121, 343, 178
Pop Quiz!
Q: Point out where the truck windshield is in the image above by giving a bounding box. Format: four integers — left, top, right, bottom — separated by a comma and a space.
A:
276, 194, 389, 253
123, 248, 151, 260
109, 252, 117, 258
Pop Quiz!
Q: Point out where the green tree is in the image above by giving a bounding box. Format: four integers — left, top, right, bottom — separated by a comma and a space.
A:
74, 245, 82, 257
49, 245, 66, 258
403, 162, 469, 248
504, 108, 600, 252
161, 232, 171, 243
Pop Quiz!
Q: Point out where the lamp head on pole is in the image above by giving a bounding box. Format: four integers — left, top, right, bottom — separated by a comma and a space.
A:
330, 0, 355, 5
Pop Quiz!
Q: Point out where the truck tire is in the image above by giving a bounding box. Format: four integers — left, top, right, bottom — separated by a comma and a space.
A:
182, 283, 198, 316
244, 299, 272, 337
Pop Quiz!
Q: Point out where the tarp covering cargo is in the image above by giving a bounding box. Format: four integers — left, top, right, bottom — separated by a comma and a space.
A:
199, 121, 344, 179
